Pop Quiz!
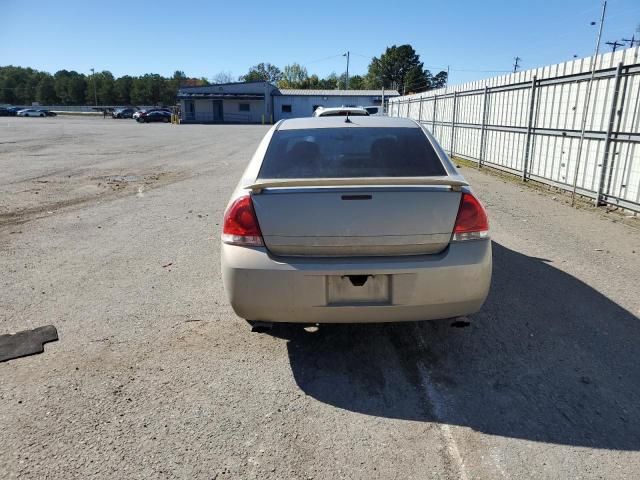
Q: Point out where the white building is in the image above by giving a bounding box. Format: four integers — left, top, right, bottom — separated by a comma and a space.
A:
273, 89, 398, 120
177, 82, 399, 123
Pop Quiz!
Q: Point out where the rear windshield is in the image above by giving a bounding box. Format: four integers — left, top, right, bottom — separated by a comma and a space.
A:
258, 127, 446, 179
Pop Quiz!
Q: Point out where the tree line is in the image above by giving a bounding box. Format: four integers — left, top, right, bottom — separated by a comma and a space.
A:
239, 45, 447, 94
0, 68, 208, 106
0, 44, 446, 106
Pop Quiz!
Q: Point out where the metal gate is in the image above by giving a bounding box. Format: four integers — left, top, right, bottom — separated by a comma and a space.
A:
389, 47, 640, 212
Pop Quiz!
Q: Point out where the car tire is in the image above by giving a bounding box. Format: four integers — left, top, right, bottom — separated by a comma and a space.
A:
40, 113, 45, 117
163, 117, 169, 123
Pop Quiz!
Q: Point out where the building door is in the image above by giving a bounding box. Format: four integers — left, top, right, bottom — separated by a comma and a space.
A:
186, 101, 195, 121
213, 100, 223, 122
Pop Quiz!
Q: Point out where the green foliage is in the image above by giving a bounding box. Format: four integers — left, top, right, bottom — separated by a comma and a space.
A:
305, 74, 336, 89
35, 75, 57, 104
0, 46, 448, 107
278, 63, 308, 88
431, 70, 448, 89
366, 44, 447, 93
130, 74, 170, 105
317, 73, 339, 89
347, 75, 366, 90
88, 71, 116, 105
114, 75, 134, 105
0, 66, 41, 104
0, 66, 204, 106
403, 65, 429, 94
53, 70, 87, 105
240, 63, 282, 83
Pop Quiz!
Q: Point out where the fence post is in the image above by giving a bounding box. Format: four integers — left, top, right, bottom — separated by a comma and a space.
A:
432, 95, 438, 134
479, 86, 489, 168
596, 62, 624, 206
522, 75, 538, 181
418, 96, 423, 123
406, 99, 411, 118
450, 91, 458, 157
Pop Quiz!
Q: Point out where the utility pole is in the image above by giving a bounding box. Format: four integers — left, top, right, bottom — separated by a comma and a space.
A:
622, 34, 640, 48
605, 40, 624, 52
513, 57, 521, 73
90, 68, 97, 107
343, 51, 350, 90
571, 0, 607, 206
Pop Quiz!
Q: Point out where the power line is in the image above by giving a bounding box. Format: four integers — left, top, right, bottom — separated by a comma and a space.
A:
449, 68, 512, 73
513, 56, 522, 73
402, 75, 449, 94
304, 54, 345, 65
605, 40, 624, 52
351, 51, 509, 73
350, 52, 374, 60
621, 34, 640, 47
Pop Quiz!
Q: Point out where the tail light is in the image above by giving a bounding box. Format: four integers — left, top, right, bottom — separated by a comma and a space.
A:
222, 195, 264, 246
452, 192, 489, 241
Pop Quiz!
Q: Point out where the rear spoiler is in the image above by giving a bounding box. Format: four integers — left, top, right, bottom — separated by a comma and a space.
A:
246, 177, 469, 194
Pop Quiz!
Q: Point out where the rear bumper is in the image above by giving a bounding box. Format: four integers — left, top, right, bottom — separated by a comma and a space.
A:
221, 239, 492, 323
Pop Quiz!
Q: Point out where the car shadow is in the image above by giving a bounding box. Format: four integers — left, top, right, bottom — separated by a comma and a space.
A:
270, 242, 640, 450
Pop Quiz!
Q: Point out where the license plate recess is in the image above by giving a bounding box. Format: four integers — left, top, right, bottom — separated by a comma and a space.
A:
326, 274, 391, 306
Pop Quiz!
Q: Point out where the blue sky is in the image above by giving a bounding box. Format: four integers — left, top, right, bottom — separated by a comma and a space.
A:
2, 0, 639, 85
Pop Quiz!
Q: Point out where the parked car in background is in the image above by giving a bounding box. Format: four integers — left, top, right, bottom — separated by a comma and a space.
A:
0, 107, 10, 116
17, 109, 46, 117
133, 108, 172, 120
363, 106, 384, 116
37, 109, 57, 117
221, 116, 491, 327
112, 108, 137, 119
136, 110, 171, 123
5, 107, 22, 116
312, 106, 369, 117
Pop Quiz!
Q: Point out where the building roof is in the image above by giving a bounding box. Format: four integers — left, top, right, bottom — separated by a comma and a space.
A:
179, 80, 268, 90
277, 116, 418, 130
276, 89, 400, 97
176, 82, 400, 99
177, 92, 264, 100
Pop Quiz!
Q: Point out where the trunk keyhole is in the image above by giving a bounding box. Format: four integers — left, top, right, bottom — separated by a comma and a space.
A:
346, 275, 370, 287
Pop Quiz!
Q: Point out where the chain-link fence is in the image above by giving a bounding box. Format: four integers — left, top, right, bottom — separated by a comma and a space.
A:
389, 47, 640, 212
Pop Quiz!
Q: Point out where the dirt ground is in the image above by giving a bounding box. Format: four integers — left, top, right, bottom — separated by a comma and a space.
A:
1, 116, 639, 479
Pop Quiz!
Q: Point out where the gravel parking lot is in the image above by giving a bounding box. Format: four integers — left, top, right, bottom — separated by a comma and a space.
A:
1, 116, 639, 479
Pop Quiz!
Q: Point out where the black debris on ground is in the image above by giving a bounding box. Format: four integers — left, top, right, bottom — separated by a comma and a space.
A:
0, 325, 58, 363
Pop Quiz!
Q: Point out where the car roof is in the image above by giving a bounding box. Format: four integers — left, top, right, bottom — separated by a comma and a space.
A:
277, 116, 419, 130
316, 106, 367, 112
315, 107, 369, 116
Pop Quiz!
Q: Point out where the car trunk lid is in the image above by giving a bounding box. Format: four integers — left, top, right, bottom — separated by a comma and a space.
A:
250, 179, 464, 256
